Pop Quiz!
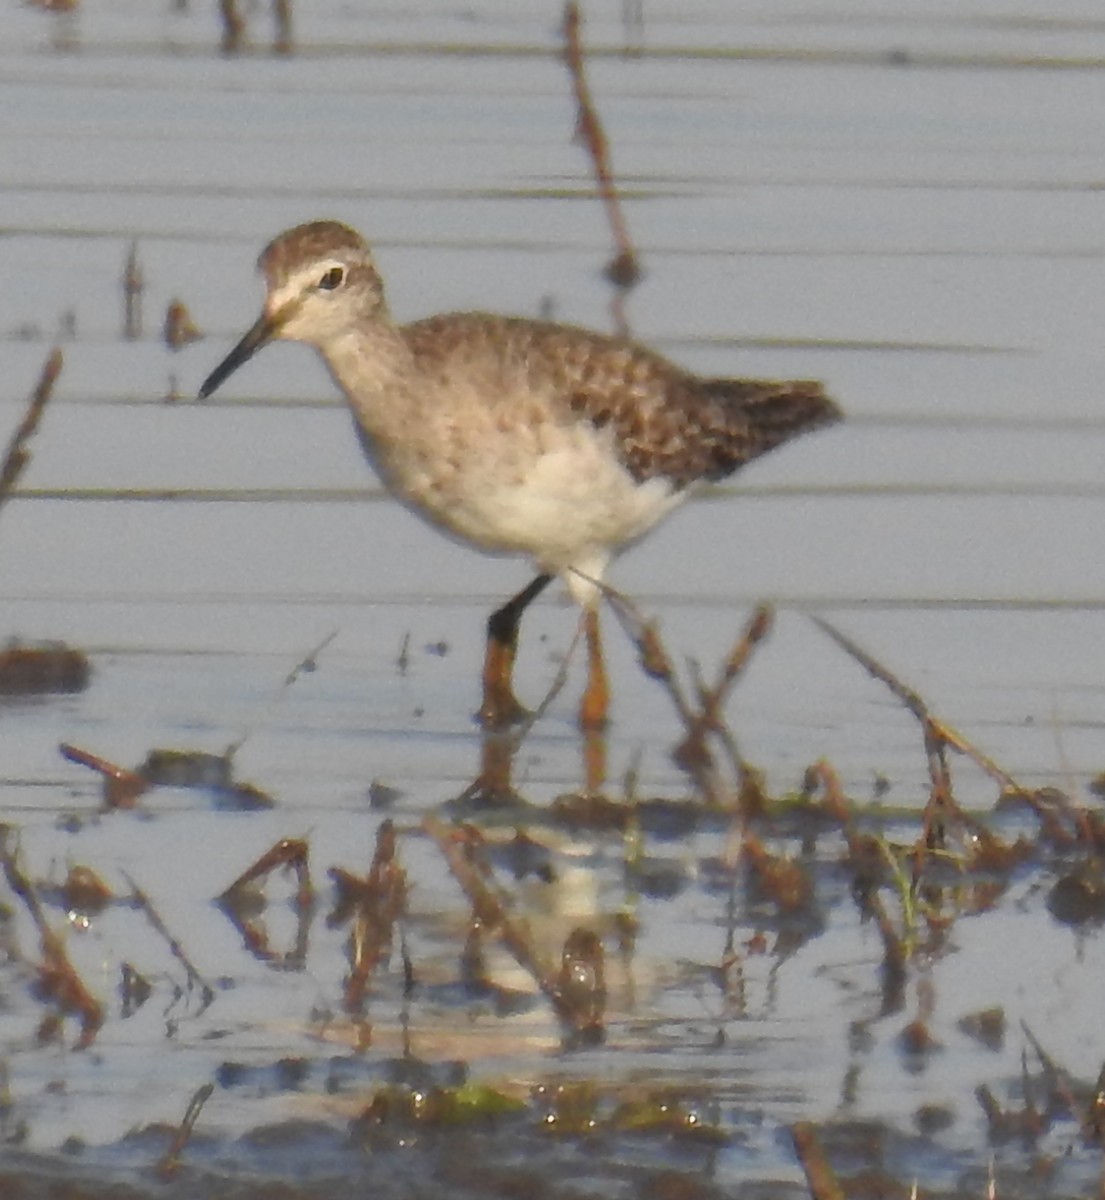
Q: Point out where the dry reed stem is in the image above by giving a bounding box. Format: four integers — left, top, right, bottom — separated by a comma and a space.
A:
122, 241, 143, 340
604, 587, 777, 806
562, 1, 641, 337
59, 742, 149, 808
602, 587, 723, 802
425, 815, 556, 997
693, 604, 774, 722
811, 616, 1024, 796
790, 1122, 846, 1200
273, 0, 293, 54
1020, 1021, 1087, 1131
806, 760, 906, 996
812, 615, 1035, 877
125, 872, 215, 1011
601, 587, 691, 716
218, 0, 245, 52
0, 348, 62, 518
678, 605, 774, 798
224, 629, 337, 760
37, 932, 105, 1049
340, 820, 406, 1011
156, 1083, 214, 1180
0, 828, 104, 1046
219, 837, 312, 909
425, 815, 600, 1035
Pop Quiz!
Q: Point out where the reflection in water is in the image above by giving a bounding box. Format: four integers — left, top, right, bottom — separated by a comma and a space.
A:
5, 2, 1105, 1194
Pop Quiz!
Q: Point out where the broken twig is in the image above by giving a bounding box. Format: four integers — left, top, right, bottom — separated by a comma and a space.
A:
562, 1, 641, 336
0, 349, 62, 520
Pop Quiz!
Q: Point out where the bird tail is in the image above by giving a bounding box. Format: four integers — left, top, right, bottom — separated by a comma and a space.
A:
705, 378, 842, 455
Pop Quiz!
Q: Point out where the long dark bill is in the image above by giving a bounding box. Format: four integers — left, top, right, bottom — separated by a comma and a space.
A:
198, 311, 280, 399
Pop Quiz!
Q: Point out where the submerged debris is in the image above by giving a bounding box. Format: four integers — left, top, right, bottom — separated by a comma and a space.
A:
59, 742, 274, 810
218, 837, 313, 967
329, 820, 408, 1013
0, 640, 89, 695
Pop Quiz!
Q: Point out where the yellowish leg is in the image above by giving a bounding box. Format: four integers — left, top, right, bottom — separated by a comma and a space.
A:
578, 606, 610, 732
582, 724, 608, 796
476, 727, 516, 802
480, 638, 518, 729
579, 607, 609, 794
479, 574, 551, 729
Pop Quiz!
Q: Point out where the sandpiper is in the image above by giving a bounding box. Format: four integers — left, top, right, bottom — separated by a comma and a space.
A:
199, 221, 841, 731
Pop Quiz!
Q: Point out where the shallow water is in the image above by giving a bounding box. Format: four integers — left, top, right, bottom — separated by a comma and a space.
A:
2, 2, 1105, 1196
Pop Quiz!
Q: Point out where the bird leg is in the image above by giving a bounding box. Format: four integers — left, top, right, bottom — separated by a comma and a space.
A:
479, 573, 552, 729
578, 606, 610, 732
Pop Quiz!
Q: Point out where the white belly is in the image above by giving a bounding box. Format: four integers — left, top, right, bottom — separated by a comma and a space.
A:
377, 417, 684, 587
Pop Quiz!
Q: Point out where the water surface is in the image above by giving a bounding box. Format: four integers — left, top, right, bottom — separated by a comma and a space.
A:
2, 3, 1105, 1195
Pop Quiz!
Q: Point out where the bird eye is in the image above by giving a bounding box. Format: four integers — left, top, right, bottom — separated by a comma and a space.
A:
317, 266, 345, 291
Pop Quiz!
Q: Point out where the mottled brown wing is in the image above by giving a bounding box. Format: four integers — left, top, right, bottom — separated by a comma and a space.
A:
671, 377, 843, 486
404, 314, 841, 489
511, 320, 840, 488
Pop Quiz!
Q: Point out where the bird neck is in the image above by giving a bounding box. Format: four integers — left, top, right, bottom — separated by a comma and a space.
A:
317, 318, 418, 438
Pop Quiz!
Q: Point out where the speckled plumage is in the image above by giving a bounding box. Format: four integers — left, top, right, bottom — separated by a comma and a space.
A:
199, 219, 840, 602
201, 219, 841, 709
401, 312, 834, 491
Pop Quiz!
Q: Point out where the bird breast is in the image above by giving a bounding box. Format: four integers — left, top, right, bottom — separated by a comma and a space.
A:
358, 376, 684, 571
